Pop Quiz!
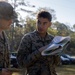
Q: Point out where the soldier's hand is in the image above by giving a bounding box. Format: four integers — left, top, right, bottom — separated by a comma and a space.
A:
38, 44, 49, 52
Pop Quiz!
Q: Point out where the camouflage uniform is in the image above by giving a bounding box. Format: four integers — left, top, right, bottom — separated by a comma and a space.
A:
17, 30, 60, 75
0, 31, 10, 68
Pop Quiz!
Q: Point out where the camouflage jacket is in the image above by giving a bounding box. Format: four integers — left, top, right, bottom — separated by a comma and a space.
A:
17, 30, 60, 75
0, 31, 10, 68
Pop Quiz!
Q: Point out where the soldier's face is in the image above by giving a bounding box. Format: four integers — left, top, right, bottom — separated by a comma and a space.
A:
0, 19, 12, 30
36, 17, 51, 34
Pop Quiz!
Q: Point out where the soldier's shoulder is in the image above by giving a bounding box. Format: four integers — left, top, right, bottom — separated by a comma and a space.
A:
22, 31, 35, 39
24, 31, 35, 36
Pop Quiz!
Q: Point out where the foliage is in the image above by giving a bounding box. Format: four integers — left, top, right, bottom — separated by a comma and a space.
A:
53, 21, 70, 36
48, 28, 58, 36
24, 16, 36, 33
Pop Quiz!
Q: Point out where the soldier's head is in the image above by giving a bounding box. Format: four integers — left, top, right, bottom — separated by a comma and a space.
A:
36, 11, 52, 36
0, 1, 15, 30
37, 11, 52, 22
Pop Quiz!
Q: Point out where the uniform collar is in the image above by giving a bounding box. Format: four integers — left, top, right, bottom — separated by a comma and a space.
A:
34, 30, 53, 41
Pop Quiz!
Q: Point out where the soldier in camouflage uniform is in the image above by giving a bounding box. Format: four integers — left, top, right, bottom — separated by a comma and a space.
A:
17, 11, 60, 75
0, 31, 10, 68
0, 1, 15, 75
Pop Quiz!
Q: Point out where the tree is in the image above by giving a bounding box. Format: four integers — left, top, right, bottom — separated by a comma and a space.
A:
7, 0, 35, 51
53, 21, 70, 36
72, 24, 75, 32
31, 7, 56, 21
24, 16, 36, 33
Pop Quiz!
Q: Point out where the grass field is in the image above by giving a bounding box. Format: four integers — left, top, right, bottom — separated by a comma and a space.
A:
56, 65, 75, 75
12, 65, 75, 75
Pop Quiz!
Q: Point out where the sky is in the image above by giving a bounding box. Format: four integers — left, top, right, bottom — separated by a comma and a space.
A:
24, 0, 75, 27
8, 0, 75, 27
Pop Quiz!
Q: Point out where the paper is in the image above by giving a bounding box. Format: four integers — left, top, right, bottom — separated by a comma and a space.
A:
41, 36, 70, 56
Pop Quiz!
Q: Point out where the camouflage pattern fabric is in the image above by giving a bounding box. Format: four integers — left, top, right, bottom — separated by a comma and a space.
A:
17, 30, 60, 75
0, 31, 10, 68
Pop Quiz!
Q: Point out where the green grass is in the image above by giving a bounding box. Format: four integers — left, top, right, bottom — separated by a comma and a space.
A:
56, 65, 75, 75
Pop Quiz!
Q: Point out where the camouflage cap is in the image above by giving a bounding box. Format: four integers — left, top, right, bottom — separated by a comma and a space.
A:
0, 1, 16, 20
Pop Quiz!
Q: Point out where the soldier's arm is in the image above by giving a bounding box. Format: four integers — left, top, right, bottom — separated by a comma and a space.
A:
53, 55, 61, 66
17, 35, 41, 68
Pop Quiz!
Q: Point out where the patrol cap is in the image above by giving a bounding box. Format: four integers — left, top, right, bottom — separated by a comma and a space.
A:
0, 1, 16, 20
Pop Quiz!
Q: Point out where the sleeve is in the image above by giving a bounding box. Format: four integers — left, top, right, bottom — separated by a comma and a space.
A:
3, 31, 10, 68
47, 55, 60, 75
53, 55, 61, 66
6, 37, 10, 68
17, 34, 41, 68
